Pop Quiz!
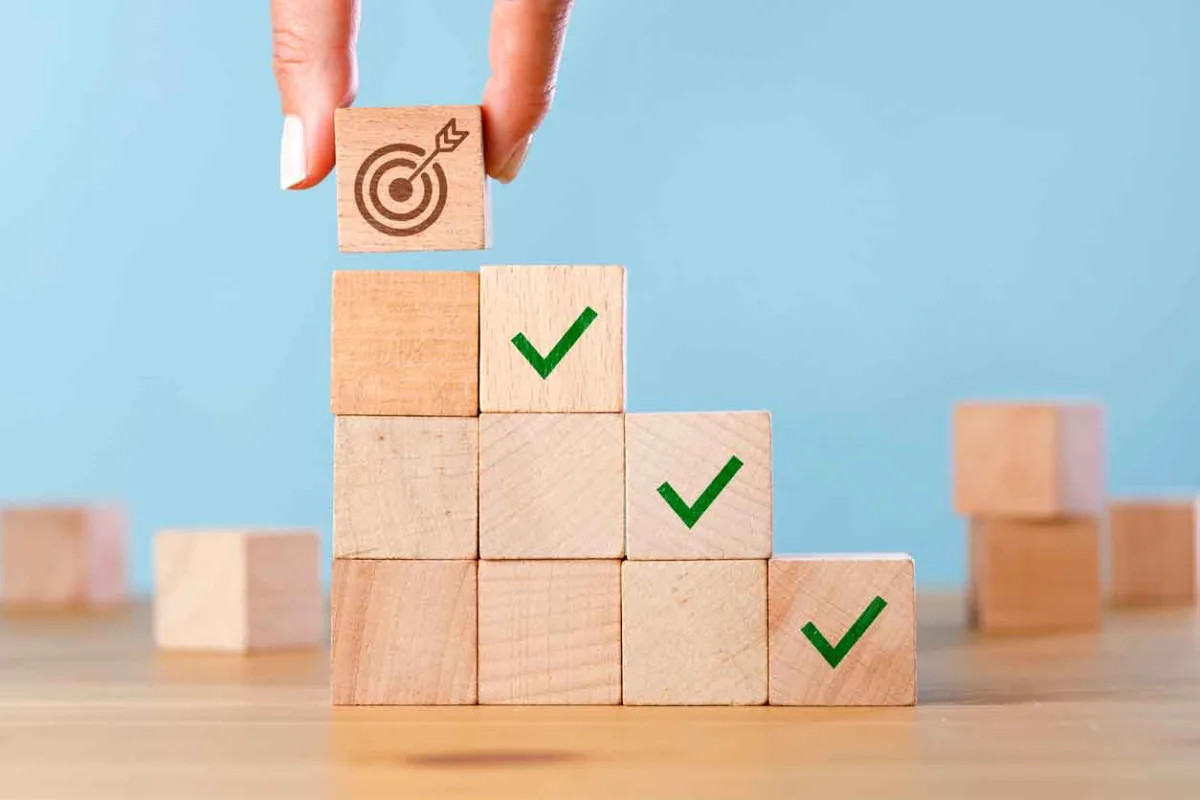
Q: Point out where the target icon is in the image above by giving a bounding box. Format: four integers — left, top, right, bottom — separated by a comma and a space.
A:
353, 118, 470, 237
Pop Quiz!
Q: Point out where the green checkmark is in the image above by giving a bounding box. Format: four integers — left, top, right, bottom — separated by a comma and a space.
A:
657, 455, 744, 529
801, 596, 888, 669
510, 306, 598, 379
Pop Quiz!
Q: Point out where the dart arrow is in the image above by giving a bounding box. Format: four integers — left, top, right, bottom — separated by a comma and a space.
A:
409, 119, 470, 180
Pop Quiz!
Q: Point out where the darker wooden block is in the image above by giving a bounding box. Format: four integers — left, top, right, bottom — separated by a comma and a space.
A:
1110, 500, 1198, 607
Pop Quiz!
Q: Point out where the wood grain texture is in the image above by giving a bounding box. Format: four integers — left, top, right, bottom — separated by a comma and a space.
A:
1109, 500, 1198, 607
622, 560, 767, 705
1, 506, 126, 608
333, 416, 478, 559
625, 412, 772, 560
480, 265, 625, 412
479, 414, 624, 559
769, 555, 916, 706
953, 402, 1105, 518
334, 106, 489, 252
331, 559, 477, 705
478, 560, 622, 705
330, 270, 479, 417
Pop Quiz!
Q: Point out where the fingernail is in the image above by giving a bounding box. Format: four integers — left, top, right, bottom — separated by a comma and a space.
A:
494, 135, 532, 183
280, 114, 307, 190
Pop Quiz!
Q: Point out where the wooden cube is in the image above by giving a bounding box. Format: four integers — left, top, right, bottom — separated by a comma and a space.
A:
969, 517, 1101, 633
331, 270, 479, 416
480, 265, 625, 412
478, 560, 621, 705
1, 506, 125, 608
768, 555, 916, 706
625, 412, 772, 560
1110, 500, 1198, 607
479, 414, 624, 559
154, 530, 321, 652
622, 560, 766, 705
331, 559, 477, 705
334, 416, 478, 559
954, 402, 1105, 517
334, 106, 488, 252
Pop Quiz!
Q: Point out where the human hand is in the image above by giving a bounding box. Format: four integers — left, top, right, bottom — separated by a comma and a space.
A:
273, 0, 573, 190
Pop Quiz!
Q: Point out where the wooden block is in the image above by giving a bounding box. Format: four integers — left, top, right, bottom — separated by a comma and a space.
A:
154, 530, 321, 652
479, 413, 624, 559
331, 559, 477, 705
480, 265, 625, 412
1110, 500, 1199, 607
969, 517, 1101, 633
768, 555, 916, 706
622, 560, 767, 705
334, 106, 489, 252
334, 416, 478, 559
954, 402, 1105, 517
478, 560, 622, 705
625, 412, 772, 560
0, 506, 125, 608
331, 270, 479, 416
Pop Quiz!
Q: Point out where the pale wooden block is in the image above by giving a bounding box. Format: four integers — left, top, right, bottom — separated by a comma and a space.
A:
954, 402, 1105, 517
1110, 500, 1199, 607
768, 555, 916, 706
480, 265, 625, 412
479, 413, 624, 559
625, 412, 772, 560
478, 560, 622, 705
331, 270, 479, 416
969, 517, 1101, 633
153, 530, 321, 652
331, 559, 477, 705
335, 106, 489, 252
334, 416, 478, 559
622, 560, 767, 705
0, 506, 126, 608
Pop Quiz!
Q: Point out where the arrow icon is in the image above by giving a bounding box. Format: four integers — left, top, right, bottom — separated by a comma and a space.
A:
409, 119, 470, 181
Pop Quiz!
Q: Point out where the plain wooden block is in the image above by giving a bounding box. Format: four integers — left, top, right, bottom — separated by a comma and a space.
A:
954, 402, 1105, 518
478, 560, 622, 705
330, 270, 479, 416
331, 559, 477, 705
622, 560, 767, 705
333, 416, 478, 559
479, 413, 624, 559
768, 555, 916, 706
625, 412, 772, 560
480, 265, 625, 412
154, 530, 321, 652
334, 106, 489, 252
969, 517, 1101, 633
0, 506, 126, 608
1110, 500, 1198, 607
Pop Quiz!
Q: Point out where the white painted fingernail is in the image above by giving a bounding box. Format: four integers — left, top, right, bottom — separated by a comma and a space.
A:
280, 115, 307, 190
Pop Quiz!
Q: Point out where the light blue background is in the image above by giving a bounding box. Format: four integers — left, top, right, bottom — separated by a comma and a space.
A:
2, 1, 1198, 591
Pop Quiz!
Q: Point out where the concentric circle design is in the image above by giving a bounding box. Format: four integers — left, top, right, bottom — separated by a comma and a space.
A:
353, 143, 449, 237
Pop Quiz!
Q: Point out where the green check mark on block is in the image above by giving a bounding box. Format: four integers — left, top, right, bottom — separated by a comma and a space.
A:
801, 596, 888, 669
511, 306, 599, 379
657, 455, 744, 529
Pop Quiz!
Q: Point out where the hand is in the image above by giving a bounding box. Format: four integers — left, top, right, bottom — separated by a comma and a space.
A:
273, 0, 573, 190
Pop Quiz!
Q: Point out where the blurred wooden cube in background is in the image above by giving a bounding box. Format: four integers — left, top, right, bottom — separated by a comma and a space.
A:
1110, 499, 1198, 607
1, 505, 126, 609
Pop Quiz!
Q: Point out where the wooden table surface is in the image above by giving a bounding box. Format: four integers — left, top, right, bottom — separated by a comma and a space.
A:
0, 594, 1197, 799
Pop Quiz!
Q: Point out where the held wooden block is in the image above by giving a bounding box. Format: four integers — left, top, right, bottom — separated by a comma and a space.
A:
478, 560, 622, 705
0, 506, 126, 608
331, 559, 477, 705
331, 270, 479, 416
334, 416, 478, 559
954, 402, 1105, 518
625, 412, 772, 560
1110, 500, 1199, 607
335, 106, 489, 252
154, 530, 321, 652
479, 413, 624, 559
480, 265, 625, 413
969, 517, 1101, 633
768, 555, 916, 706
622, 560, 767, 705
